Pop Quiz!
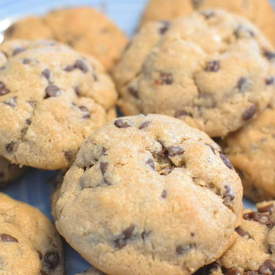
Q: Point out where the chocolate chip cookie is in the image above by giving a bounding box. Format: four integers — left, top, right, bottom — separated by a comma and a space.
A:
5, 7, 128, 70
0, 39, 117, 170
196, 201, 275, 274
224, 105, 275, 202
0, 193, 64, 274
0, 156, 26, 186
141, 0, 275, 46
113, 10, 275, 137
54, 114, 243, 274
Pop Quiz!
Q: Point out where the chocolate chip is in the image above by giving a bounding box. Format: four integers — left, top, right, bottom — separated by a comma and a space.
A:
100, 162, 108, 175
220, 153, 233, 169
243, 211, 273, 226
225, 268, 242, 275
146, 159, 155, 170
79, 105, 90, 119
128, 86, 139, 99
3, 96, 17, 107
235, 226, 251, 238
155, 72, 173, 85
45, 85, 61, 98
41, 69, 51, 80
258, 204, 274, 213
167, 146, 184, 157
74, 86, 81, 96
43, 251, 60, 270
265, 77, 275, 85
234, 25, 255, 38
242, 104, 257, 121
139, 121, 151, 130
263, 49, 275, 61
176, 244, 195, 255
161, 190, 167, 198
237, 77, 251, 92
223, 185, 235, 206
65, 60, 89, 73
64, 151, 74, 163
64, 64, 75, 72
22, 58, 31, 64
258, 260, 275, 274
12, 47, 25, 56
26, 119, 32, 125
159, 21, 170, 35
114, 225, 135, 249
174, 110, 192, 118
0, 81, 10, 96
194, 262, 221, 275
205, 60, 220, 72
141, 230, 151, 241
114, 119, 130, 128
6, 141, 16, 153
0, 233, 18, 242
28, 100, 37, 107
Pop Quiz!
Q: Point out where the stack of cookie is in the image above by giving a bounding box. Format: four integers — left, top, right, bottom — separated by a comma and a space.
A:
1, 1, 275, 274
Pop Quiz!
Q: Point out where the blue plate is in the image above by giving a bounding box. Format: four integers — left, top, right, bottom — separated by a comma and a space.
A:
0, 0, 274, 273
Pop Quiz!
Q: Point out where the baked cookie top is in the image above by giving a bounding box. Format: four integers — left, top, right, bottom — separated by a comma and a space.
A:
0, 193, 63, 275
113, 9, 275, 137
55, 114, 242, 275
141, 0, 275, 46
0, 40, 117, 170
5, 7, 128, 70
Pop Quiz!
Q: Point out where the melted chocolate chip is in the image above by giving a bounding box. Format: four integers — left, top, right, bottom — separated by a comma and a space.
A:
176, 244, 196, 255
146, 159, 155, 170
161, 190, 167, 198
3, 96, 17, 107
263, 49, 275, 61
6, 141, 16, 153
265, 77, 275, 86
159, 21, 170, 35
242, 104, 257, 121
78, 105, 90, 119
100, 162, 108, 175
43, 251, 60, 270
114, 225, 135, 249
64, 151, 74, 163
155, 72, 173, 85
220, 153, 233, 169
243, 211, 273, 226
128, 86, 139, 99
114, 119, 130, 128
167, 146, 184, 157
0, 233, 18, 242
41, 69, 51, 80
12, 47, 25, 56
0, 81, 10, 96
235, 226, 251, 238
237, 77, 251, 92
45, 85, 61, 98
139, 121, 151, 129
205, 60, 220, 72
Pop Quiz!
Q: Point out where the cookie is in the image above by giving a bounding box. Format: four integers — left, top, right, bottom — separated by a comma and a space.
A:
141, 0, 275, 46
224, 105, 275, 202
0, 193, 64, 274
75, 266, 106, 275
113, 10, 275, 137
5, 7, 128, 70
196, 201, 275, 274
54, 114, 243, 274
0, 156, 26, 186
0, 39, 117, 170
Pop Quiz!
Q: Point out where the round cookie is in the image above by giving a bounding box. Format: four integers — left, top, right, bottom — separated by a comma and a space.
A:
0, 156, 26, 186
141, 0, 275, 46
113, 10, 275, 137
196, 201, 275, 274
55, 114, 243, 274
0, 193, 64, 274
224, 106, 275, 202
0, 39, 117, 170
5, 7, 128, 70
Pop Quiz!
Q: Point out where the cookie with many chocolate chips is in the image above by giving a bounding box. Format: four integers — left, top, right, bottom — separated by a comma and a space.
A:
141, 0, 275, 46
0, 156, 26, 186
196, 201, 275, 275
5, 7, 128, 70
0, 193, 64, 274
54, 114, 242, 275
113, 10, 275, 137
0, 40, 117, 170
225, 105, 275, 202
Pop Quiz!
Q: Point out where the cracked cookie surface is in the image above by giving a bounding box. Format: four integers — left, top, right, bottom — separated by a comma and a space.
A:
113, 10, 275, 137
0, 40, 117, 170
0, 193, 64, 275
141, 0, 275, 46
196, 201, 275, 274
225, 106, 275, 202
55, 114, 242, 275
5, 7, 128, 70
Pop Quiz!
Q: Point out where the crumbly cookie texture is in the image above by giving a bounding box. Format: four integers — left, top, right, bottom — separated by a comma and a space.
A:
0, 156, 26, 186
0, 39, 117, 170
5, 7, 128, 70
0, 193, 64, 274
113, 9, 275, 137
195, 201, 275, 274
55, 114, 243, 275
141, 0, 275, 46
224, 105, 275, 202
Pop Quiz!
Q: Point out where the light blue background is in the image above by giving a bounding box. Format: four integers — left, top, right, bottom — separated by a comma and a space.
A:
0, 0, 273, 274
